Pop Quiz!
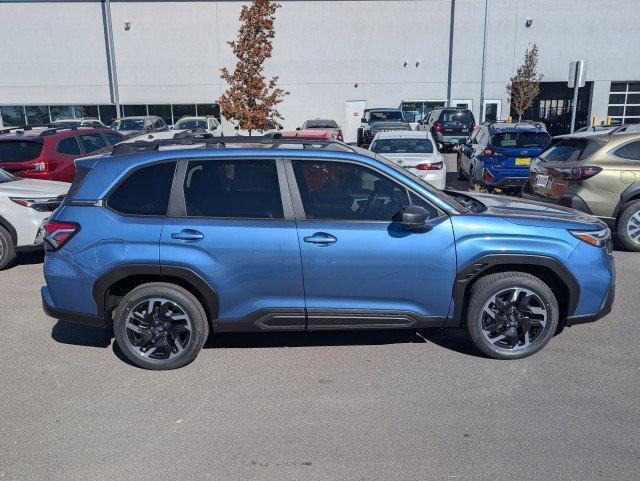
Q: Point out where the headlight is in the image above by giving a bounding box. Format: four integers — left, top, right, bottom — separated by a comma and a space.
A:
570, 227, 612, 251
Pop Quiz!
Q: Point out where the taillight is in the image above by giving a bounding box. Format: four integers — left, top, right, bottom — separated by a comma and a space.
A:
43, 221, 80, 251
482, 148, 494, 156
470, 121, 476, 132
434, 121, 442, 133
415, 162, 443, 171
556, 166, 602, 180
483, 169, 494, 182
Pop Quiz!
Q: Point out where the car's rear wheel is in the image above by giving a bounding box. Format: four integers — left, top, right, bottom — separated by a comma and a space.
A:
113, 282, 209, 370
617, 200, 640, 252
465, 272, 559, 359
0, 226, 16, 271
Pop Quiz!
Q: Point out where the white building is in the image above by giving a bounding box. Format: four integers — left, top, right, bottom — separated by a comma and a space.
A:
1, 0, 639, 141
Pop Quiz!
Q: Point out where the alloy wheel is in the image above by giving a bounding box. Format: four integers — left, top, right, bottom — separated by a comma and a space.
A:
626, 210, 640, 244
124, 297, 193, 360
0, 237, 4, 261
480, 287, 547, 351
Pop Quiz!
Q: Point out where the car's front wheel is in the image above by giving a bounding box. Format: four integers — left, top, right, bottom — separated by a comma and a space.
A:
0, 226, 16, 271
465, 272, 559, 359
113, 282, 209, 370
616, 200, 640, 252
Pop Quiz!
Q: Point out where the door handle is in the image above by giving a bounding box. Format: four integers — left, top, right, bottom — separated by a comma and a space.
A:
171, 229, 204, 242
303, 232, 337, 246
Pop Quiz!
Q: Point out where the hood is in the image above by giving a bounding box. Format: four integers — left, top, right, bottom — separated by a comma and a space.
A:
0, 178, 70, 198
465, 191, 606, 230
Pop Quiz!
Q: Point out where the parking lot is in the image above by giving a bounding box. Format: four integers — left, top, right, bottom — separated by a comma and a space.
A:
0, 153, 637, 480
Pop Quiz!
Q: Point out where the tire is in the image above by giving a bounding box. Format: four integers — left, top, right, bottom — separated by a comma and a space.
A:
356, 130, 363, 147
616, 200, 640, 252
0, 226, 16, 271
457, 154, 466, 181
465, 272, 559, 360
113, 282, 209, 370
468, 163, 477, 189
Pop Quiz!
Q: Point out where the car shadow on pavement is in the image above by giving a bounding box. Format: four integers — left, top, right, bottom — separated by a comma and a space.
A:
15, 250, 44, 266
51, 320, 112, 348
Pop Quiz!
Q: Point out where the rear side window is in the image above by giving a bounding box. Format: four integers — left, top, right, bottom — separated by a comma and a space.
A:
78, 134, 107, 153
614, 140, 640, 160
490, 132, 551, 148
107, 162, 176, 216
0, 140, 43, 161
57, 137, 81, 155
183, 159, 283, 219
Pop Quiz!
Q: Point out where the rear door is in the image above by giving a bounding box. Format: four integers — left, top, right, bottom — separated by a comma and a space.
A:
160, 157, 306, 330
287, 157, 457, 328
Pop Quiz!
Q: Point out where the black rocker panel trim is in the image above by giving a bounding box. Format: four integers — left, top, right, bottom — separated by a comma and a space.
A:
447, 253, 580, 328
213, 308, 307, 332
306, 309, 446, 330
92, 263, 219, 320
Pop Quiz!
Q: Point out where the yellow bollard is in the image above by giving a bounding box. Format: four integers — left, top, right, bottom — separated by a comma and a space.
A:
592, 115, 598, 127
606, 116, 612, 125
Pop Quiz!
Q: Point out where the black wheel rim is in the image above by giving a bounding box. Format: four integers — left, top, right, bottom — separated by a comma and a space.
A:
480, 287, 548, 351
124, 297, 193, 360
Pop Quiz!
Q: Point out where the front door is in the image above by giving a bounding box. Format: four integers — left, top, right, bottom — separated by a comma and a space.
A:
287, 158, 457, 329
345, 100, 366, 144
160, 158, 305, 331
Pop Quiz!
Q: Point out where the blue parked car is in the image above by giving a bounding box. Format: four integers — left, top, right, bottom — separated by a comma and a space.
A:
457, 121, 551, 190
42, 134, 614, 369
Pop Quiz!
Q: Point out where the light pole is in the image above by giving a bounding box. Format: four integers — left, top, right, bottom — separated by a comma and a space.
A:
479, 0, 490, 122
102, 0, 121, 118
446, 0, 456, 107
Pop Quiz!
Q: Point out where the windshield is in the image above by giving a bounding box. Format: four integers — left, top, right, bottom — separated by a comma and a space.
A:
371, 138, 434, 154
0, 168, 17, 183
0, 140, 43, 162
305, 119, 338, 129
369, 111, 405, 122
110, 119, 144, 131
491, 132, 551, 148
174, 119, 207, 130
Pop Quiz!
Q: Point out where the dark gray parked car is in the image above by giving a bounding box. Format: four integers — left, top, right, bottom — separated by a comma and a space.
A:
357, 108, 411, 147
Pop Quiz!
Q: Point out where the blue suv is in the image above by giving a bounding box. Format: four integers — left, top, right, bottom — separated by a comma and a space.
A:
42, 134, 614, 369
457, 121, 551, 190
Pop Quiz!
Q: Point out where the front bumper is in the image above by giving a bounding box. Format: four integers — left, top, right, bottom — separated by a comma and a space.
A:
41, 285, 106, 328
566, 264, 615, 326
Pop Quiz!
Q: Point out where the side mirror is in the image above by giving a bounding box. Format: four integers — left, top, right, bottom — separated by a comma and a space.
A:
400, 205, 430, 231
296, 127, 301, 131
234, 125, 240, 131
361, 117, 367, 123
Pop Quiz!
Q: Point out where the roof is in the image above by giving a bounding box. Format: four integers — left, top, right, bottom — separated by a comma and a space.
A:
487, 122, 546, 134
366, 108, 402, 112
373, 130, 433, 140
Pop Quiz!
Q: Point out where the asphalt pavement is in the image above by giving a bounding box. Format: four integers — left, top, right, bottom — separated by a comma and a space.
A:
1, 153, 638, 480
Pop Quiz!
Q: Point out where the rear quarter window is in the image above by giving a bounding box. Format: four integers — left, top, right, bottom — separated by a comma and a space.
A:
107, 162, 176, 216
0, 140, 43, 162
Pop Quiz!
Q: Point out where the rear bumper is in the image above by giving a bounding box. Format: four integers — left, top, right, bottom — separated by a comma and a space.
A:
486, 176, 528, 188
41, 285, 106, 328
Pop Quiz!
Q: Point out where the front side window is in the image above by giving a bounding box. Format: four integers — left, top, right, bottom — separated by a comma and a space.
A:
57, 137, 81, 155
107, 162, 176, 216
292, 160, 432, 221
183, 159, 283, 219
78, 134, 106, 153
371, 138, 434, 154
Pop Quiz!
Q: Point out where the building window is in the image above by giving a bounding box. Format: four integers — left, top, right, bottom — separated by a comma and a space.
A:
0, 106, 26, 127
608, 82, 640, 125
122, 104, 148, 117
99, 105, 117, 125
172, 104, 197, 121
25, 106, 50, 125
148, 104, 173, 126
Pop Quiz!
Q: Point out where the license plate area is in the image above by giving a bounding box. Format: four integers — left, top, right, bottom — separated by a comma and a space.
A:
515, 157, 531, 166
536, 174, 550, 188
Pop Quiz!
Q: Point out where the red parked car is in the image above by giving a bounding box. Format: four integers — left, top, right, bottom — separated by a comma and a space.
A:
280, 129, 341, 141
297, 119, 344, 141
0, 125, 123, 182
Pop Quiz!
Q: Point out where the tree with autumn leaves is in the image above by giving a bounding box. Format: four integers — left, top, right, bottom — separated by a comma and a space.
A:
507, 44, 543, 122
218, 0, 289, 133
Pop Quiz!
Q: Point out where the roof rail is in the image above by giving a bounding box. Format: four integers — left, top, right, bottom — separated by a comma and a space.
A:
111, 132, 358, 156
483, 119, 546, 129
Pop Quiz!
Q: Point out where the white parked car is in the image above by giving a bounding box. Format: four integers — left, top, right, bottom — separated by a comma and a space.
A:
0, 169, 68, 269
172, 116, 222, 136
369, 130, 446, 189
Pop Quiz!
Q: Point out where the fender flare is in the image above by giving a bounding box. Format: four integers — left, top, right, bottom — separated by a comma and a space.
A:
612, 182, 640, 220
92, 263, 219, 319
0, 214, 17, 244
447, 253, 580, 327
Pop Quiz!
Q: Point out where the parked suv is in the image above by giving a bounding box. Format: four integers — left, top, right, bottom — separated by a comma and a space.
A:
0, 126, 124, 182
42, 134, 614, 369
523, 130, 640, 251
458, 121, 551, 190
357, 108, 411, 148
0, 168, 68, 269
418, 107, 475, 150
